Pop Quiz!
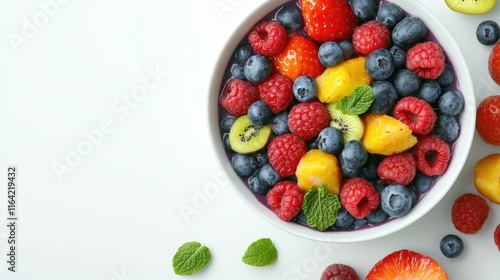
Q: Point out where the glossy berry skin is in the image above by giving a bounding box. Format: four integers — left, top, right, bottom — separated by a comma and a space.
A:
293, 75, 318, 102
417, 80, 441, 104
318, 41, 345, 67
433, 115, 460, 143
247, 101, 273, 126
451, 193, 489, 234
248, 21, 287, 57
258, 163, 281, 187
230, 63, 245, 79
370, 81, 399, 114
267, 134, 307, 177
476, 95, 500, 145
413, 134, 451, 176
392, 16, 427, 48
351, 0, 378, 21
352, 20, 391, 55
393, 69, 421, 97
340, 177, 380, 219
495, 224, 500, 251
389, 45, 407, 70
231, 153, 259, 178
258, 74, 294, 114
276, 5, 303, 33
380, 184, 412, 217
377, 153, 416, 186
287, 101, 330, 141
476, 20, 500, 46
440, 234, 464, 258
271, 111, 290, 136
376, 2, 404, 28
365, 49, 395, 80
438, 90, 464, 117
333, 208, 355, 229
393, 96, 437, 135
266, 181, 304, 221
219, 79, 260, 117
244, 54, 271, 83
489, 42, 500, 85
320, 263, 359, 280
341, 140, 369, 169
317, 127, 344, 154
406, 42, 446, 79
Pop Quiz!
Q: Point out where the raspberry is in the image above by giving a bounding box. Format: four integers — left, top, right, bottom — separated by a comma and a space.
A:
219, 79, 260, 117
340, 177, 380, 219
257, 74, 294, 114
451, 193, 489, 234
412, 134, 451, 176
266, 181, 304, 221
393, 96, 437, 135
352, 20, 391, 55
287, 101, 330, 141
320, 263, 359, 280
377, 152, 416, 186
406, 41, 446, 79
248, 21, 288, 57
494, 224, 500, 251
267, 134, 307, 177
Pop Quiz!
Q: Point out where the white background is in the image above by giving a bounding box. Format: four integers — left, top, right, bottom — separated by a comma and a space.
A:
0, 0, 500, 279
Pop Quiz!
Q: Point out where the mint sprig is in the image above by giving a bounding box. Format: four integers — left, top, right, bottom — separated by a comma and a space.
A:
242, 238, 278, 267
172, 241, 211, 275
302, 185, 341, 231
336, 85, 374, 115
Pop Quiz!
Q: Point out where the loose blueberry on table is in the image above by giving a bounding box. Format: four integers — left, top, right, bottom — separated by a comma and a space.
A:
218, 0, 465, 232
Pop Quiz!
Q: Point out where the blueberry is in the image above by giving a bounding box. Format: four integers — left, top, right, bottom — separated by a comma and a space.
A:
333, 208, 355, 229
436, 65, 455, 88
254, 150, 269, 166
221, 116, 236, 133
366, 207, 389, 225
230, 63, 245, 79
440, 234, 464, 258
351, 0, 378, 21
361, 154, 384, 181
412, 173, 436, 194
248, 101, 273, 126
318, 41, 345, 67
380, 184, 412, 217
476, 20, 500, 46
389, 45, 407, 70
417, 80, 441, 104
244, 54, 271, 83
308, 138, 319, 150
248, 173, 270, 196
295, 210, 308, 226
276, 5, 303, 33
408, 187, 419, 207
293, 75, 318, 102
370, 81, 399, 114
393, 69, 421, 97
365, 49, 395, 80
258, 163, 281, 187
341, 140, 368, 169
339, 154, 362, 178
317, 127, 344, 154
376, 2, 405, 29
223, 134, 234, 153
354, 218, 368, 229
272, 111, 290, 135
339, 40, 354, 60
434, 115, 460, 143
231, 153, 259, 178
392, 16, 427, 48
372, 180, 387, 195
234, 43, 253, 65
438, 90, 464, 116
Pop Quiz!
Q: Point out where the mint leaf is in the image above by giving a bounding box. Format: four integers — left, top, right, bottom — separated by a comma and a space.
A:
302, 185, 341, 231
336, 85, 374, 115
172, 241, 211, 275
242, 238, 278, 267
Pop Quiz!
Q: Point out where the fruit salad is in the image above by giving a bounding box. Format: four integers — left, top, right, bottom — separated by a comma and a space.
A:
217, 0, 465, 232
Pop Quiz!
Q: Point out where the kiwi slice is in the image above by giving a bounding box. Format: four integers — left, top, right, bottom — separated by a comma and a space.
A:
326, 103, 364, 142
228, 115, 272, 154
444, 0, 497, 14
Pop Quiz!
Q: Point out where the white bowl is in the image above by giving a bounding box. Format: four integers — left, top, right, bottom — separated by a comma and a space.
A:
207, 0, 475, 243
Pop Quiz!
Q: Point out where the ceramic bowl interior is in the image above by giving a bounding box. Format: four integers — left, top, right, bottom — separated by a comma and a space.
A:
207, 0, 476, 243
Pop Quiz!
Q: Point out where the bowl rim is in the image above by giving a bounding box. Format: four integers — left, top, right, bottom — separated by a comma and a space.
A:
207, 0, 476, 243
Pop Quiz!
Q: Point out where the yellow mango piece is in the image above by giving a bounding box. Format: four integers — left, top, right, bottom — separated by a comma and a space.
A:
361, 113, 417, 156
316, 57, 372, 104
474, 154, 500, 204
295, 149, 342, 194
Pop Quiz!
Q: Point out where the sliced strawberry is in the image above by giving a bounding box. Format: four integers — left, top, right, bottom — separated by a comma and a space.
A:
366, 249, 448, 280
300, 0, 357, 43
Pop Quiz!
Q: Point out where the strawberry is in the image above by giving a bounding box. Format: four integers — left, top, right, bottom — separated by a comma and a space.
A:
300, 0, 357, 43
489, 42, 500, 84
366, 249, 448, 280
273, 34, 324, 81
476, 95, 500, 145
494, 224, 500, 251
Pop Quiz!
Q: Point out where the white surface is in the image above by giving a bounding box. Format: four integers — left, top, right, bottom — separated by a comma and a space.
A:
0, 0, 499, 279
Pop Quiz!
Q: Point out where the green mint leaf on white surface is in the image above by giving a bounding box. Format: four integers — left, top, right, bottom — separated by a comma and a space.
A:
172, 241, 211, 275
242, 238, 278, 267
336, 85, 374, 115
302, 185, 341, 231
